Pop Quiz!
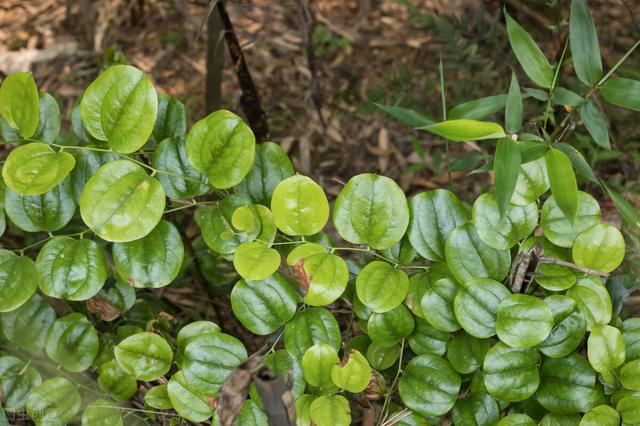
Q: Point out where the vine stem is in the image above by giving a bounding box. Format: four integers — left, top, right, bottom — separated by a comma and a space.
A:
377, 338, 405, 426
14, 229, 92, 255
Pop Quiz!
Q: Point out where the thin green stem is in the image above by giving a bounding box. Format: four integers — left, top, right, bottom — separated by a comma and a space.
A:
378, 338, 405, 425
597, 38, 640, 87
14, 229, 92, 255
543, 38, 569, 130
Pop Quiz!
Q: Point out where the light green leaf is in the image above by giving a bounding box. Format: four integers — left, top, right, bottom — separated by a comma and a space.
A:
494, 137, 522, 215
196, 195, 259, 254
580, 100, 610, 149
27, 377, 81, 426
421, 277, 460, 332
301, 343, 339, 394
114, 332, 173, 381
445, 223, 511, 283
452, 392, 500, 426
420, 119, 506, 141
149, 93, 186, 144
271, 174, 328, 236
546, 148, 578, 220
176, 320, 221, 364
301, 252, 349, 306
483, 342, 539, 402
498, 413, 536, 426
580, 405, 620, 426
167, 371, 214, 422
236, 400, 268, 425
506, 72, 523, 133
0, 250, 39, 312
538, 295, 587, 358
536, 354, 604, 414
454, 278, 511, 338
505, 11, 554, 88
235, 142, 295, 205
620, 359, 640, 391
473, 193, 538, 250
406, 272, 431, 318
496, 294, 553, 348
555, 143, 599, 184
0, 72, 39, 138
408, 189, 469, 262
617, 396, 640, 424
567, 276, 612, 331
186, 109, 255, 188
587, 324, 625, 373
80, 160, 165, 242
113, 219, 184, 288
367, 304, 415, 347
541, 191, 601, 247
334, 173, 409, 249
230, 273, 298, 335
572, 223, 625, 273
399, 354, 461, 417
0, 92, 60, 143
309, 395, 351, 426
286, 242, 327, 265
600, 76, 640, 111
570, 0, 602, 86
70, 148, 120, 203
0, 356, 42, 411
82, 399, 123, 426
540, 413, 582, 425
145, 384, 173, 409
37, 236, 108, 300
511, 157, 550, 206
152, 136, 209, 199
284, 307, 341, 359
331, 350, 370, 393
446, 333, 490, 374
0, 293, 54, 352
448, 94, 507, 120
233, 241, 281, 281
97, 360, 137, 401
45, 313, 99, 372
80, 65, 157, 153
3, 142, 75, 196
356, 261, 409, 313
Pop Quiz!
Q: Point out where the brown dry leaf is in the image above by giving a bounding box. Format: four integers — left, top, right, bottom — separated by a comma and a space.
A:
86, 294, 120, 322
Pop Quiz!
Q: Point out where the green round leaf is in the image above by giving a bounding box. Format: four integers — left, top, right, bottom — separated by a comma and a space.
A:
301, 343, 339, 393
301, 252, 348, 306
452, 392, 500, 426
182, 331, 247, 395
145, 384, 173, 409
5, 178, 76, 232
0, 72, 40, 138
540, 413, 582, 425
2, 142, 76, 195
567, 276, 612, 331
0, 355, 41, 411
572, 224, 625, 273
230, 273, 298, 335
235, 141, 295, 205
113, 219, 184, 288
271, 174, 328, 236
237, 400, 268, 425
538, 295, 587, 358
511, 157, 550, 205
233, 241, 281, 281
408, 317, 449, 356
334, 173, 409, 250
82, 399, 123, 426
483, 342, 539, 402
621, 359, 640, 391
473, 193, 538, 250
284, 307, 341, 359
0, 293, 54, 352
309, 395, 351, 426
0, 250, 39, 312
366, 342, 401, 370
286, 242, 327, 265
70, 148, 121, 203
406, 271, 431, 318
368, 304, 415, 348
104, 281, 136, 313
540, 192, 601, 248
1, 91, 60, 143
623, 317, 640, 361
152, 136, 209, 199
587, 324, 625, 373
331, 349, 371, 393
45, 313, 98, 372
498, 413, 536, 426
356, 261, 409, 313
80, 160, 165, 242
445, 223, 511, 283
496, 294, 553, 348
196, 195, 259, 254
536, 354, 604, 414
80, 65, 158, 153
167, 370, 214, 422
296, 395, 314, 426
454, 278, 511, 338
399, 354, 461, 417
177, 320, 221, 352
37, 236, 108, 300
447, 333, 490, 374
579, 405, 620, 426
421, 277, 460, 332
407, 189, 469, 261
97, 359, 138, 401
149, 93, 187, 145
186, 109, 255, 188
27, 377, 81, 425
114, 332, 173, 381
264, 350, 306, 399
617, 396, 640, 424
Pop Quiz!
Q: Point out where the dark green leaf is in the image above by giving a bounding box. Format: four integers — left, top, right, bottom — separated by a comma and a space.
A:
494, 138, 522, 215
448, 95, 507, 120
600, 76, 640, 111
570, 0, 603, 86
545, 148, 578, 221
580, 100, 610, 149
505, 11, 554, 88
505, 72, 523, 133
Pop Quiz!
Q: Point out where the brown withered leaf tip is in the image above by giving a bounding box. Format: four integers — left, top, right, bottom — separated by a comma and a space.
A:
86, 294, 120, 322
292, 259, 311, 291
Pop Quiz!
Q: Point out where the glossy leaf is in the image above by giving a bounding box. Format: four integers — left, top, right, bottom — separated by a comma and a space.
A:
540, 191, 601, 247
580, 100, 610, 149
620, 359, 640, 391
0, 356, 42, 411
452, 392, 500, 426
454, 278, 511, 338
538, 295, 587, 358
196, 195, 259, 254
447, 333, 490, 374
420, 119, 506, 141
0, 72, 39, 138
309, 395, 351, 426
152, 136, 209, 199
186, 109, 255, 188
600, 76, 640, 111
617, 396, 640, 424
284, 307, 341, 359
356, 261, 409, 313
570, 0, 602, 86
579, 405, 620, 426
483, 342, 540, 402
408, 189, 469, 262
70, 148, 120, 203
230, 273, 298, 335
0, 251, 39, 312
367, 304, 415, 347
512, 157, 550, 206
233, 241, 280, 281
445, 223, 511, 283
572, 224, 625, 273
81, 400, 123, 426
496, 294, 553, 347
167, 371, 214, 422
587, 324, 625, 373
330, 349, 371, 393
473, 193, 538, 250
271, 174, 329, 236
494, 137, 522, 215
505, 72, 523, 133
334, 173, 409, 249
114, 332, 173, 381
26, 377, 81, 425
505, 11, 554, 88
367, 342, 402, 370
144, 384, 173, 409
408, 317, 449, 356
399, 354, 461, 417
80, 160, 165, 242
149, 93, 187, 144
498, 413, 536, 426
0, 293, 54, 352
301, 252, 349, 306
567, 276, 612, 330
37, 236, 108, 300
448, 94, 507, 120
555, 143, 599, 183
45, 313, 99, 372
421, 277, 460, 332
0, 92, 60, 143
80, 65, 158, 153
545, 148, 578, 221
97, 360, 137, 401
301, 343, 339, 393
264, 350, 306, 399
623, 318, 640, 361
